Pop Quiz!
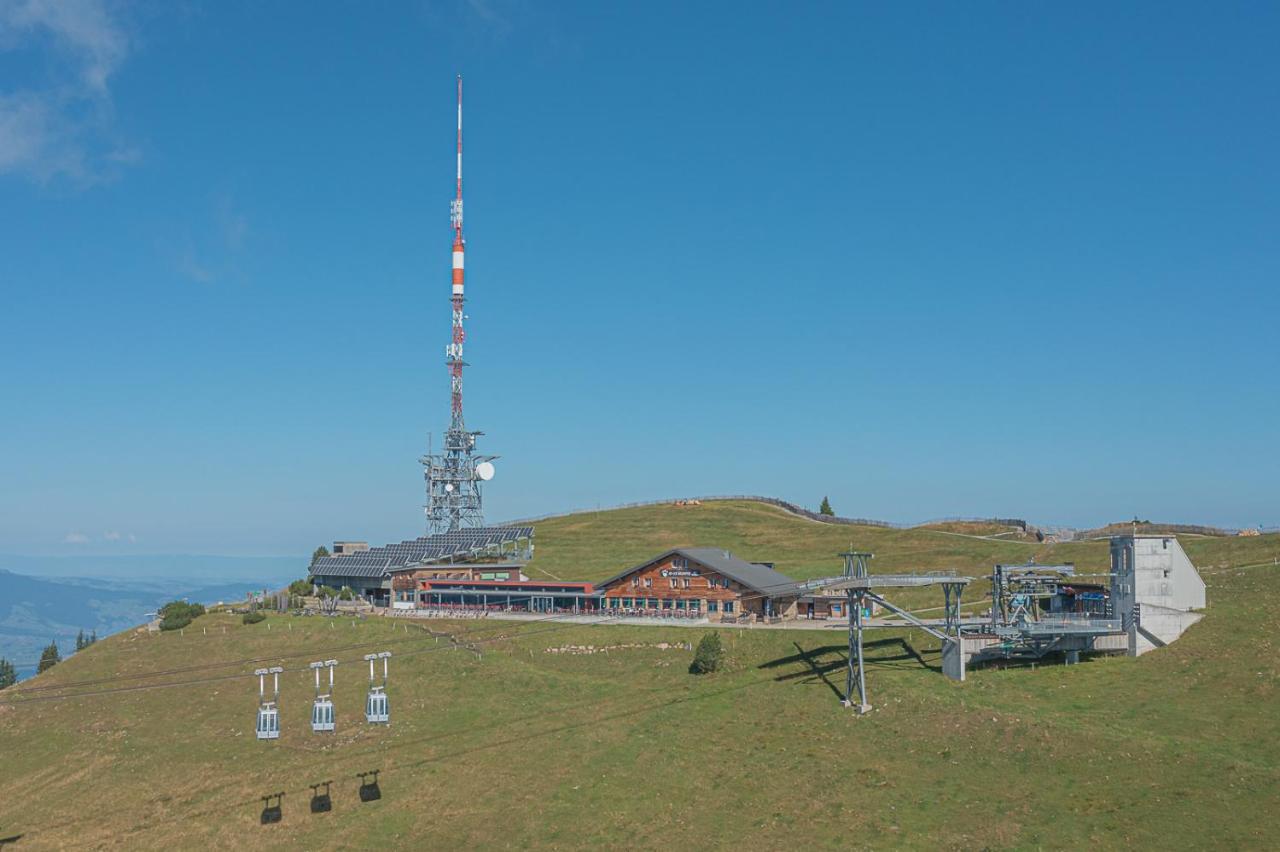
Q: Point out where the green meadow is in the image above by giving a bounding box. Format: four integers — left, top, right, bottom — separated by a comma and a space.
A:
1, 501, 1277, 849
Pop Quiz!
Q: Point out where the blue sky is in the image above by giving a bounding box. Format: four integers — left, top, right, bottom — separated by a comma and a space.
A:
1, 1, 1277, 556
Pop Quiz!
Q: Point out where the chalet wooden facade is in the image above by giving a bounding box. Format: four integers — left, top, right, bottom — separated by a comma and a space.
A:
596, 548, 802, 621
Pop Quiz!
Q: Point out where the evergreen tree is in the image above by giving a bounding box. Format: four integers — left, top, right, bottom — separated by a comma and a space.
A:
90, 630, 97, 645
37, 641, 61, 674
819, 496, 834, 516
75, 629, 86, 651
689, 632, 725, 675
0, 657, 16, 690
312, 546, 330, 564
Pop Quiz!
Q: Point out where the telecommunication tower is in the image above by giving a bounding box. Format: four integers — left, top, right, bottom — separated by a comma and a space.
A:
420, 76, 497, 533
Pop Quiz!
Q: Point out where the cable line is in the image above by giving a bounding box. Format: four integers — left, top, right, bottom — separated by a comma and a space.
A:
0, 614, 619, 706
5, 611, 586, 696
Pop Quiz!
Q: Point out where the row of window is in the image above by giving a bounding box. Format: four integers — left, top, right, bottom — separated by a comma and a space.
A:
613, 598, 735, 612
630, 575, 732, 589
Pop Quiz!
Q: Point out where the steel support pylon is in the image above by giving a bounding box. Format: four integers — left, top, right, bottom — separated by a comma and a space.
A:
840, 551, 874, 714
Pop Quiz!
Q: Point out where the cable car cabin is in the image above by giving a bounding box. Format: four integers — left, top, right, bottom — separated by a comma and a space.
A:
311, 698, 335, 732
365, 687, 389, 724
255, 705, 280, 740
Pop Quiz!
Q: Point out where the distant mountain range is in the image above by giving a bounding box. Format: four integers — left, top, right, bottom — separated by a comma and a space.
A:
0, 553, 302, 583
0, 555, 301, 680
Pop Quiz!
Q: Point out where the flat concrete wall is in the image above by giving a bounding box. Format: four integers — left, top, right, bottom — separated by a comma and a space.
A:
942, 639, 966, 681
1131, 604, 1205, 656
1111, 535, 1207, 655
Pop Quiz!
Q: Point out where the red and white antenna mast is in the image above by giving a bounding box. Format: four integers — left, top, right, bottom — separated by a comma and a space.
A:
448, 74, 465, 426
422, 75, 497, 533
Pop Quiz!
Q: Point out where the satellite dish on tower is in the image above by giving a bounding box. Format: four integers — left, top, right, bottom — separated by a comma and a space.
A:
476, 461, 495, 481
444, 483, 454, 492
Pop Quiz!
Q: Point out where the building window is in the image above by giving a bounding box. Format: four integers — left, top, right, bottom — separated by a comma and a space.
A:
723, 601, 734, 613
674, 556, 687, 569
662, 599, 673, 610
631, 577, 639, 587
644, 578, 653, 588
675, 599, 686, 610
707, 601, 718, 612
682, 578, 691, 588
622, 598, 633, 607
669, 578, 676, 588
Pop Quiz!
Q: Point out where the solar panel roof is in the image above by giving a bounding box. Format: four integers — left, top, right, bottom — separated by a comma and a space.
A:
308, 526, 533, 579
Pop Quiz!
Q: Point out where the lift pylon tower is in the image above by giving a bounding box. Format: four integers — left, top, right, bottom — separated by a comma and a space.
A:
792, 553, 973, 714
840, 551, 874, 714
420, 75, 498, 533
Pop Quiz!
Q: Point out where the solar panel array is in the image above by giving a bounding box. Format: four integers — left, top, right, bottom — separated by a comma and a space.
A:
310, 526, 533, 579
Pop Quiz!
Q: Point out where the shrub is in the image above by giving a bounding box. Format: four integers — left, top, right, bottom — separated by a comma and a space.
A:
159, 600, 206, 631
339, 586, 354, 601
288, 579, 313, 596
242, 611, 267, 625
689, 632, 724, 675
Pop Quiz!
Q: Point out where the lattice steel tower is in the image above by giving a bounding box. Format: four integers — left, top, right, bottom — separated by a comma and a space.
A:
420, 76, 496, 533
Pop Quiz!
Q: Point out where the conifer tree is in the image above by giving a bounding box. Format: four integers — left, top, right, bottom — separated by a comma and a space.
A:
75, 629, 86, 651
689, 632, 725, 675
0, 657, 16, 689
37, 641, 61, 674
819, 496, 835, 516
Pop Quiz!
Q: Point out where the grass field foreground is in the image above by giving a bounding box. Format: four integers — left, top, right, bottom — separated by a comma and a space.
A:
1, 502, 1278, 849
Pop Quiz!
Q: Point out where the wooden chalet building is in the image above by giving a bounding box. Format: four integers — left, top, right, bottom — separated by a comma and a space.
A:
596, 548, 802, 621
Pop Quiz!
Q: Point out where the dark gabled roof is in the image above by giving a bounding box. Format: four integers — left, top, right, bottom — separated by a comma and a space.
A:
598, 547, 797, 596
309, 526, 533, 580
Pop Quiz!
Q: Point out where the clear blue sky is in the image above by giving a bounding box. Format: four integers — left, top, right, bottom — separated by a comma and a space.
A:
2, 1, 1277, 556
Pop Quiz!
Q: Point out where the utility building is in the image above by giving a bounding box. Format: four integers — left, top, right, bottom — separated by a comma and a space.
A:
1110, 534, 1206, 655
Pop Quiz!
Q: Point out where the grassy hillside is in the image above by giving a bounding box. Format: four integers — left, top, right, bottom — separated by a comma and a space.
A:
526, 500, 1106, 582
527, 499, 1271, 599
1, 502, 1278, 849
